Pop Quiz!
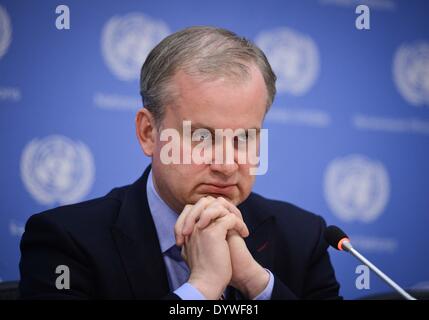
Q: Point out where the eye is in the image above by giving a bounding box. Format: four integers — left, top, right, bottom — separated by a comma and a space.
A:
193, 130, 211, 141
236, 132, 247, 142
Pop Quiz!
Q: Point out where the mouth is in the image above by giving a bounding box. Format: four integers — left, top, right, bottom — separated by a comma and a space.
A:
199, 183, 237, 196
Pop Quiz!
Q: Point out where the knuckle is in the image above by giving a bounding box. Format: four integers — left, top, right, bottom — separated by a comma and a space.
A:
174, 223, 181, 233
201, 206, 213, 217
222, 207, 232, 216
187, 211, 197, 221
216, 198, 228, 208
196, 197, 207, 206
217, 196, 228, 205
213, 203, 224, 211
204, 196, 215, 203
205, 209, 216, 219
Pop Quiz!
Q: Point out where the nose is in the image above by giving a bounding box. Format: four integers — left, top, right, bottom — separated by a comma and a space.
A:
209, 162, 239, 177
209, 135, 239, 177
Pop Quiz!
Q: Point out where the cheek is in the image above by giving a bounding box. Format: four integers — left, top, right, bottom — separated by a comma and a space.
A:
244, 175, 256, 190
174, 165, 209, 203
237, 165, 256, 189
171, 164, 208, 188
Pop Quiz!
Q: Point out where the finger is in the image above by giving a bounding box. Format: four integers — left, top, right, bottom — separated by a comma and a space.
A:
213, 214, 249, 238
193, 196, 240, 230
226, 229, 240, 240
181, 243, 188, 263
218, 215, 249, 238
182, 196, 216, 236
196, 204, 230, 229
175, 204, 193, 246
216, 197, 243, 220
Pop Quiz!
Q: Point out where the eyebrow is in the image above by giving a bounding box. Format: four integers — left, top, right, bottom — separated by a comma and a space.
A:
190, 123, 261, 134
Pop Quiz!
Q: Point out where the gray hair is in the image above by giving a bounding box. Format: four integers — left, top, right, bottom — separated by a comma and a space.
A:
140, 26, 277, 127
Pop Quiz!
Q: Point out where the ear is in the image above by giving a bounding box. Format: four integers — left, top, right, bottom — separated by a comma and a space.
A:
135, 108, 156, 156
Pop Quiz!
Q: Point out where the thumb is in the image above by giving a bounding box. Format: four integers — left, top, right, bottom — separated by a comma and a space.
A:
226, 229, 240, 241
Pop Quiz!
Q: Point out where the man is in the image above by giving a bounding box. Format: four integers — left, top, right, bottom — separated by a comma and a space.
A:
19, 26, 341, 299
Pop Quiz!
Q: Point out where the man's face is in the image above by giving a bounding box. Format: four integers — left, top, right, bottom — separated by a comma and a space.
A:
151, 65, 268, 213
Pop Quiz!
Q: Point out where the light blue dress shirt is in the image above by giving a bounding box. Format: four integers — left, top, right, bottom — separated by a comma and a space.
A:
146, 169, 274, 300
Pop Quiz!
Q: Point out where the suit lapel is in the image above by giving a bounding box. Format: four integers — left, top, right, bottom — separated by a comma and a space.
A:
111, 165, 170, 299
239, 197, 277, 273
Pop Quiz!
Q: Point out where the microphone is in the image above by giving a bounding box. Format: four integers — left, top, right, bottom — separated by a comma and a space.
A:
324, 225, 416, 300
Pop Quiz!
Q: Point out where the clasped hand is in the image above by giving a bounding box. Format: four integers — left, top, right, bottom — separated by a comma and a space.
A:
174, 196, 269, 299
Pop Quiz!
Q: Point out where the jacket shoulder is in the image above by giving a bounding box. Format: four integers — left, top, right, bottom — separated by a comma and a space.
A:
24, 185, 130, 233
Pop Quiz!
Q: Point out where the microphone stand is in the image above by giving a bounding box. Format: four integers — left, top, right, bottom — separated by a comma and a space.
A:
342, 241, 416, 300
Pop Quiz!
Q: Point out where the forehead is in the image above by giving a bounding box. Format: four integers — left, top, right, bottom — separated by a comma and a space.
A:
166, 67, 268, 130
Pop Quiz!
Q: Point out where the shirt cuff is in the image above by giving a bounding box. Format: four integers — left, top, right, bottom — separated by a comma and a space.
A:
253, 269, 274, 300
174, 282, 207, 300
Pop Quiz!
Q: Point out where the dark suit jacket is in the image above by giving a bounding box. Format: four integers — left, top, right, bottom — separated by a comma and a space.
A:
19, 166, 341, 299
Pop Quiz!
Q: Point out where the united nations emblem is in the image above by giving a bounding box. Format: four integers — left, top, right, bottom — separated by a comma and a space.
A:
255, 27, 320, 96
393, 41, 429, 107
21, 135, 95, 206
0, 4, 12, 60
324, 154, 390, 223
101, 12, 170, 81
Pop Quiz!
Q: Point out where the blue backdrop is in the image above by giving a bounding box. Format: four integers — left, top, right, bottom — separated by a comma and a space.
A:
1, 0, 428, 299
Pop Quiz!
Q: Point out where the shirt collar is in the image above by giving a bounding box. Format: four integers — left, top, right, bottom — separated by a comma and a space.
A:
146, 169, 179, 254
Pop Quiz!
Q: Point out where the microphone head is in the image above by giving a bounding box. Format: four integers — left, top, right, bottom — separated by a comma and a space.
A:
325, 225, 350, 251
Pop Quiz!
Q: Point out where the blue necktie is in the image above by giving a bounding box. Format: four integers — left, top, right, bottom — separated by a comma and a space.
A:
166, 245, 190, 287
